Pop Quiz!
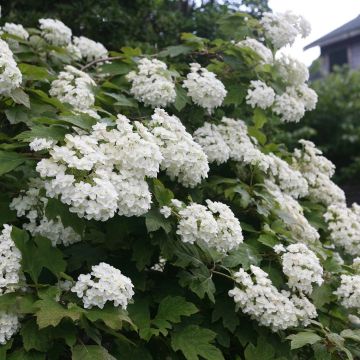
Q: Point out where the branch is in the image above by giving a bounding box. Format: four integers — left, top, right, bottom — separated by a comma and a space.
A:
80, 56, 124, 71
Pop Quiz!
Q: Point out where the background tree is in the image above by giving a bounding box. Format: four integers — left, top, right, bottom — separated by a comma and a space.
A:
1, 0, 270, 50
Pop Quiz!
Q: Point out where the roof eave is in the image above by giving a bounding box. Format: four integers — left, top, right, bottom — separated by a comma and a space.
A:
304, 29, 360, 50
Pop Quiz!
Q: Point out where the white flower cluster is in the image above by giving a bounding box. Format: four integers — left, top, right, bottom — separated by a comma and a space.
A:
324, 203, 360, 256
236, 37, 273, 64
228, 265, 317, 331
0, 39, 22, 95
1, 23, 29, 40
246, 80, 275, 109
29, 137, 56, 152
265, 180, 319, 244
183, 63, 227, 114
267, 153, 308, 199
334, 274, 360, 309
260, 11, 311, 49
49, 65, 97, 117
10, 179, 81, 247
193, 122, 230, 165
194, 118, 308, 198
170, 199, 243, 253
73, 36, 108, 62
272, 55, 317, 123
71, 262, 134, 309
37, 115, 162, 220
0, 225, 22, 294
0, 312, 20, 345
39, 18, 72, 46
149, 108, 209, 187
127, 58, 176, 108
292, 140, 345, 205
275, 243, 323, 294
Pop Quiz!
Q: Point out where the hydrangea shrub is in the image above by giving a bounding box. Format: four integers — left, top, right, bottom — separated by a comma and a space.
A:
0, 12, 359, 360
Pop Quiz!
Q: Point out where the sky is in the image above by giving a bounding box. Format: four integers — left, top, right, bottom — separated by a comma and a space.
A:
268, 0, 360, 65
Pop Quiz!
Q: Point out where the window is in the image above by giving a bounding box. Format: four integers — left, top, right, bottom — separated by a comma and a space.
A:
329, 47, 348, 70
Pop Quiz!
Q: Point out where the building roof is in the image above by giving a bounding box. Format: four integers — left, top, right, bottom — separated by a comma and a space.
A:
305, 15, 360, 50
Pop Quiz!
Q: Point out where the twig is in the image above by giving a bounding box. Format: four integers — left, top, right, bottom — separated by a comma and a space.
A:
80, 56, 124, 71
211, 270, 234, 281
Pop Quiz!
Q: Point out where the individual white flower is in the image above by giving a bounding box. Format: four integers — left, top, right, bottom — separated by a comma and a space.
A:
0, 225, 22, 294
193, 122, 230, 165
39, 18, 72, 46
334, 274, 360, 309
2, 23, 29, 40
0, 312, 20, 345
29, 138, 55, 152
151, 256, 167, 272
261, 11, 311, 49
265, 180, 319, 244
246, 80, 275, 109
277, 243, 323, 295
49, 65, 96, 112
126, 58, 176, 108
73, 36, 108, 62
149, 108, 209, 188
236, 37, 273, 64
160, 206, 172, 218
10, 179, 82, 247
183, 63, 227, 114
296, 84, 318, 111
349, 314, 360, 325
228, 265, 317, 331
274, 244, 286, 254
324, 203, 360, 256
71, 262, 134, 309
0, 39, 22, 95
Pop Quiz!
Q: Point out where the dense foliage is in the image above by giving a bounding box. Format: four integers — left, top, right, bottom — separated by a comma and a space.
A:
285, 67, 360, 185
2, 0, 270, 50
0, 9, 360, 360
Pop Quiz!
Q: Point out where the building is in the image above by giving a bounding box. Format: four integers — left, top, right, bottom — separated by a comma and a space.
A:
305, 15, 360, 74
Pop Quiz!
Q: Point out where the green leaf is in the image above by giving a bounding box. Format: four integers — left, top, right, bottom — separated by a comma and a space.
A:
10, 88, 30, 108
145, 208, 172, 233
5, 106, 29, 124
72, 345, 116, 360
21, 318, 52, 352
247, 126, 266, 145
257, 234, 279, 248
15, 125, 68, 142
13, 233, 66, 282
19, 63, 50, 81
311, 283, 335, 308
86, 305, 134, 330
45, 198, 85, 235
244, 337, 275, 360
171, 325, 225, 360
127, 298, 152, 341
0, 150, 26, 176
8, 350, 45, 360
212, 296, 239, 332
98, 62, 132, 75
35, 297, 84, 329
152, 179, 174, 206
158, 45, 192, 58
252, 108, 267, 129
174, 84, 189, 112
152, 296, 198, 336
222, 243, 261, 270
287, 332, 322, 350
58, 114, 96, 130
